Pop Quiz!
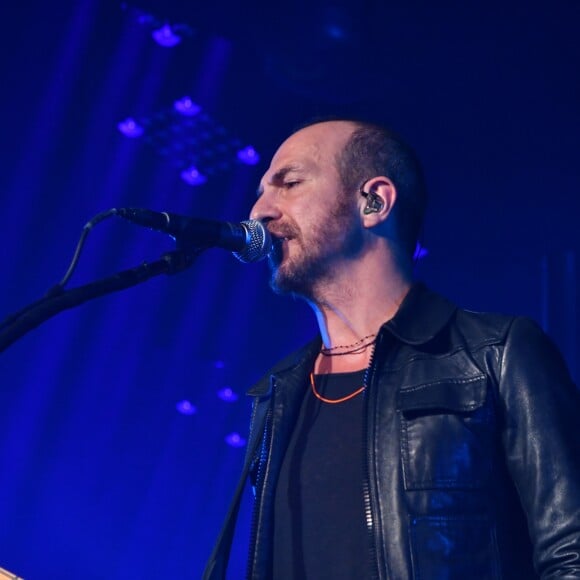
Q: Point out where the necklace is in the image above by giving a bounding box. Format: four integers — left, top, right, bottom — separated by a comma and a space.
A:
309, 371, 365, 404
320, 333, 376, 356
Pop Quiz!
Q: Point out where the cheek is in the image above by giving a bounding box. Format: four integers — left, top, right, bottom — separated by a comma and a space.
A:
296, 202, 326, 230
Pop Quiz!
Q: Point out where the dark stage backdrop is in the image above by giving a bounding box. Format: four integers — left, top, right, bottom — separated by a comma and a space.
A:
0, 1, 578, 578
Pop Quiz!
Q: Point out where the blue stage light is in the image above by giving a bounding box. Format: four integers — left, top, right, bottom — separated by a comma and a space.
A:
117, 117, 144, 138
152, 24, 181, 47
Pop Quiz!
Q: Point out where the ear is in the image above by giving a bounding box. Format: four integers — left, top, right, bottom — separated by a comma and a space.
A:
359, 176, 396, 229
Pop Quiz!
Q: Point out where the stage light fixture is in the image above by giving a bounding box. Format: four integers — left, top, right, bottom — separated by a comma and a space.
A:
414, 242, 429, 261
119, 99, 255, 184
152, 23, 181, 47
180, 166, 207, 186
176, 400, 197, 415
217, 387, 239, 403
225, 432, 246, 448
174, 97, 201, 117
122, 4, 195, 47
237, 146, 260, 166
117, 117, 144, 138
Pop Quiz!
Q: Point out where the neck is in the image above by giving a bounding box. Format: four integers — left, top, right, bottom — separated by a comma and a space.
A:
308, 251, 412, 374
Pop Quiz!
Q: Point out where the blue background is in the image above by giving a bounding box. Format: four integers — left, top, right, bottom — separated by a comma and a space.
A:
0, 1, 578, 577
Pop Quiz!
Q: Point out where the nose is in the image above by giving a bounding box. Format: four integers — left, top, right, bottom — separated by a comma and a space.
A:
250, 190, 282, 222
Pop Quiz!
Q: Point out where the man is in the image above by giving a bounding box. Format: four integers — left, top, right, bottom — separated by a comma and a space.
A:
204, 120, 580, 578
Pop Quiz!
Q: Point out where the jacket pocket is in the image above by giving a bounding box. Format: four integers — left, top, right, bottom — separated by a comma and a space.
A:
398, 376, 493, 490
410, 515, 500, 580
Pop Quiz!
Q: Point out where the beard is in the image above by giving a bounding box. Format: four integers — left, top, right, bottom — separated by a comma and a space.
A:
268, 193, 362, 298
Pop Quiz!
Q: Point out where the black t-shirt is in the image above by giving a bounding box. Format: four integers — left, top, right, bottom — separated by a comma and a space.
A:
272, 370, 370, 579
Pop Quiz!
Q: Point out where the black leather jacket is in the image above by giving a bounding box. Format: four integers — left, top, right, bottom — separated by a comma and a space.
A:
204, 284, 580, 579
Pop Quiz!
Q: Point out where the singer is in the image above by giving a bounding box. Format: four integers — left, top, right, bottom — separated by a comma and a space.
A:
204, 120, 580, 578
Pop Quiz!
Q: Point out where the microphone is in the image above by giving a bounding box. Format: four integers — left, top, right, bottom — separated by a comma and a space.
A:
115, 208, 271, 263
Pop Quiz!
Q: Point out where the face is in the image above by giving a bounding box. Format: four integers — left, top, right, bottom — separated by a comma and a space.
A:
251, 122, 363, 297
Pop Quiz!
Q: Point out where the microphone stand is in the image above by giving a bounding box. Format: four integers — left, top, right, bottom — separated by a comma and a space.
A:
0, 247, 203, 354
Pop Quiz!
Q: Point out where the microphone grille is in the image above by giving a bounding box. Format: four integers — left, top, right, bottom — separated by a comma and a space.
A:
233, 220, 272, 263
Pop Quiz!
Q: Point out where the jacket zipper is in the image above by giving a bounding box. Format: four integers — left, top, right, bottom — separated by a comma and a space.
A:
363, 333, 382, 579
246, 381, 276, 579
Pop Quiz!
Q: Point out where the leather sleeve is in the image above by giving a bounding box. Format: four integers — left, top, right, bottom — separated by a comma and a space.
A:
500, 317, 580, 578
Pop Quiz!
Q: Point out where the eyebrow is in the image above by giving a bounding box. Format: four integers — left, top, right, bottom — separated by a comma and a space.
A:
256, 164, 305, 197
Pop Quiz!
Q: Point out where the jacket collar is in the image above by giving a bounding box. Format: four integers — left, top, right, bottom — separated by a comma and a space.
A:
383, 282, 456, 345
247, 283, 456, 397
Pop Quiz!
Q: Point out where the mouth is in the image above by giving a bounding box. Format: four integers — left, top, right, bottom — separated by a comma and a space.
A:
268, 232, 292, 265
268, 228, 293, 244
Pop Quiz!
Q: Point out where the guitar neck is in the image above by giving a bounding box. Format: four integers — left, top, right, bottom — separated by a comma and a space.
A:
0, 567, 24, 580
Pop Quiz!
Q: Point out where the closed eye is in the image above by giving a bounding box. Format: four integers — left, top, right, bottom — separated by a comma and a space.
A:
255, 180, 301, 198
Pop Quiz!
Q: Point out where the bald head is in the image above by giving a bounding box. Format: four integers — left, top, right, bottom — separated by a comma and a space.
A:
271, 120, 356, 177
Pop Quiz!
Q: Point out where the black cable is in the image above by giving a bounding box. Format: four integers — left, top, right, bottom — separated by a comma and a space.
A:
0, 208, 119, 331
52, 208, 119, 291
